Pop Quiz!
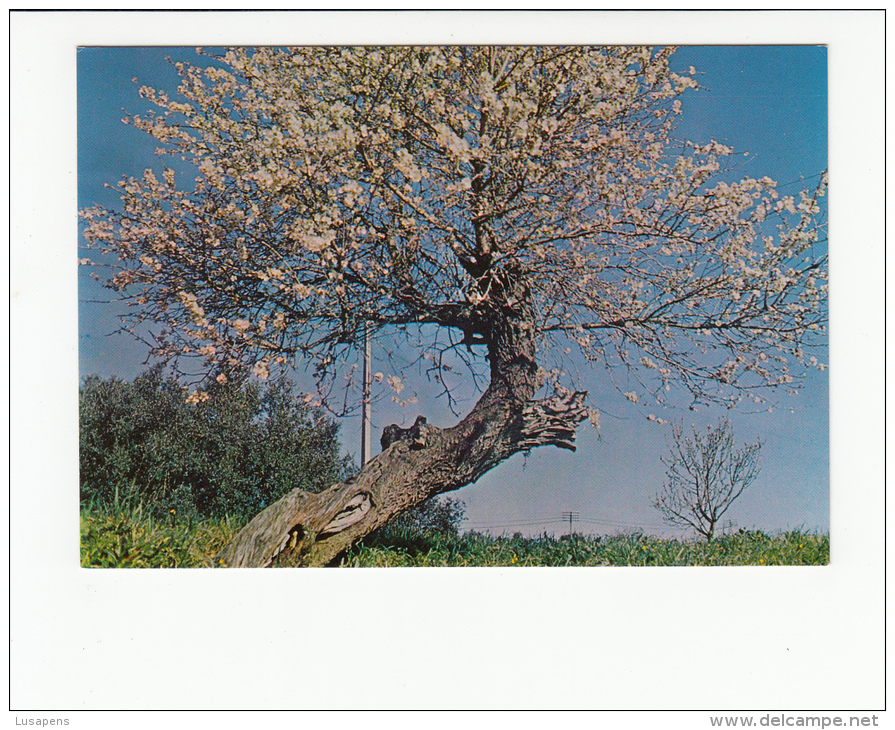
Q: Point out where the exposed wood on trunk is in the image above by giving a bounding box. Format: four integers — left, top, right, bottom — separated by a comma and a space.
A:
214, 387, 587, 568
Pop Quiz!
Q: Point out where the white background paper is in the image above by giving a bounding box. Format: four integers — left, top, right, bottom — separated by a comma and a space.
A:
8, 9, 886, 724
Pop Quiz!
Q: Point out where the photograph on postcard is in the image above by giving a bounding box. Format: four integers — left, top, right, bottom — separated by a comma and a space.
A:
77, 44, 829, 569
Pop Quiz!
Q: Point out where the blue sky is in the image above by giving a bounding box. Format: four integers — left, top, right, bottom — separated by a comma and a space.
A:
78, 45, 829, 538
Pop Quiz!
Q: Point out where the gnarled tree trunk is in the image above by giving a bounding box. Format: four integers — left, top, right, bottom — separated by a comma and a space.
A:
215, 276, 588, 567
214, 387, 587, 567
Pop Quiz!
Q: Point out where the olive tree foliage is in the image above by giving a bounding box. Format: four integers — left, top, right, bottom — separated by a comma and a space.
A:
79, 367, 352, 521
80, 46, 827, 566
382, 495, 466, 536
652, 418, 762, 542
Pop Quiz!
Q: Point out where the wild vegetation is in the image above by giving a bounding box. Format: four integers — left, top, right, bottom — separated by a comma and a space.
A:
79, 371, 476, 566
80, 507, 243, 569
80, 508, 828, 568
79, 369, 352, 522
348, 528, 828, 567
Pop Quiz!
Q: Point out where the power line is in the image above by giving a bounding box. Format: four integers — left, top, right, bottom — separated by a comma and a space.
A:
465, 518, 565, 530
561, 511, 580, 536
464, 513, 676, 534
772, 171, 826, 190
360, 325, 372, 465
580, 517, 670, 531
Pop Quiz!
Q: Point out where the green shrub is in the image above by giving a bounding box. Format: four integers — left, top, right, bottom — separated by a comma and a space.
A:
79, 368, 353, 521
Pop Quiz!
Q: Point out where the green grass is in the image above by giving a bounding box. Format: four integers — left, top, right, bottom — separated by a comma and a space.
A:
80, 507, 245, 568
80, 508, 829, 568
343, 528, 829, 567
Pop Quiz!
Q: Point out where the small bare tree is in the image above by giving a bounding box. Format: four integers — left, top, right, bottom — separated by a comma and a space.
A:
653, 419, 762, 542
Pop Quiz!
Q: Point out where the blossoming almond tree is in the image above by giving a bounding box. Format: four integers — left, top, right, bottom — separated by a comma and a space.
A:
80, 46, 827, 567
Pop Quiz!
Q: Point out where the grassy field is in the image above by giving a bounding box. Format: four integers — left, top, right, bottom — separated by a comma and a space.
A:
80, 508, 244, 568
80, 508, 829, 568
344, 528, 829, 567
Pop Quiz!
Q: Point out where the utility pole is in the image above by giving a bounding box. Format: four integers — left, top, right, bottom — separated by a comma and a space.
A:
360, 325, 372, 465
561, 511, 579, 537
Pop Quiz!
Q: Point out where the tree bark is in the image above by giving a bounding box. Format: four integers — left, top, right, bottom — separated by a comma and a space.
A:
215, 280, 589, 568
214, 385, 587, 567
